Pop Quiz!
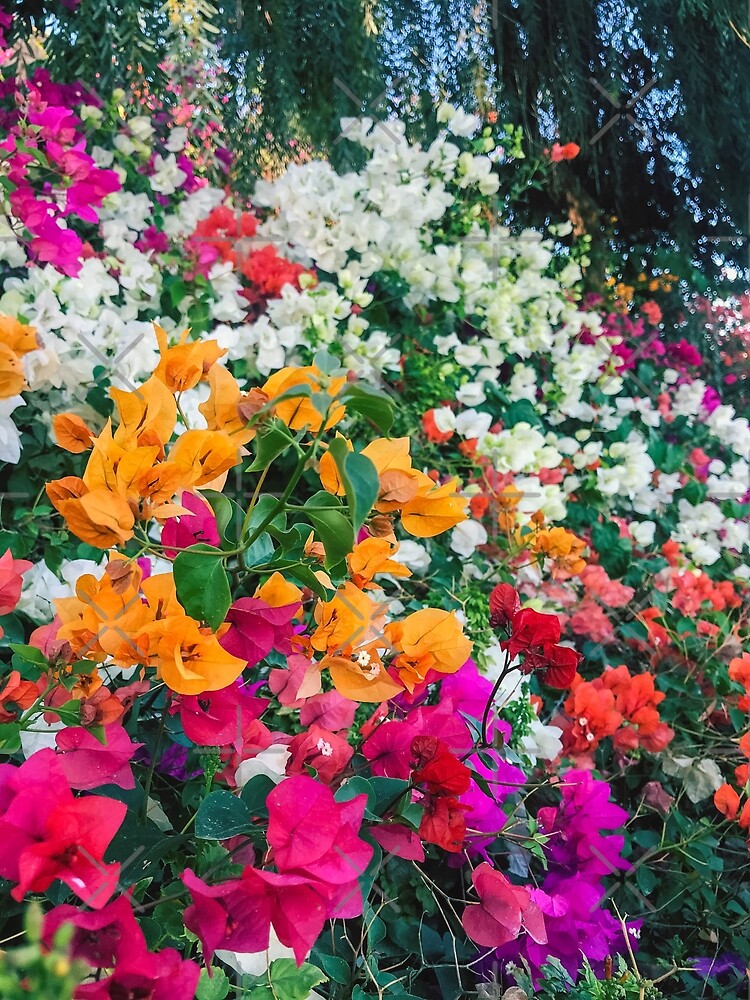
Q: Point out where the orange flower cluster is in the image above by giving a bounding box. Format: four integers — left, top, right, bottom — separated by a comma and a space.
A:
47, 328, 244, 548
55, 557, 245, 695
306, 537, 471, 701
523, 525, 587, 578
0, 315, 40, 397
321, 437, 468, 538
560, 665, 673, 755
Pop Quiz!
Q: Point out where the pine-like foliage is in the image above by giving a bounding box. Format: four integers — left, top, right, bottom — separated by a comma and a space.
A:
9, 0, 750, 279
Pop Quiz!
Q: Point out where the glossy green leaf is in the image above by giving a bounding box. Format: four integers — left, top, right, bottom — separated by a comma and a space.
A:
173, 544, 231, 630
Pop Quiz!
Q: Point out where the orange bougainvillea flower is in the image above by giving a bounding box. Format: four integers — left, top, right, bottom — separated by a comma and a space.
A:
0, 670, 44, 724
385, 609, 472, 690
168, 429, 239, 488
52, 413, 96, 454
153, 324, 225, 393
47, 330, 244, 547
0, 315, 40, 398
561, 676, 622, 753
0, 342, 27, 397
0, 315, 39, 356
311, 583, 386, 656
323, 648, 404, 703
526, 526, 587, 578
255, 572, 304, 612
347, 537, 411, 590
56, 560, 151, 667
55, 559, 246, 696
198, 364, 259, 446
714, 783, 740, 821
360, 437, 467, 536
152, 617, 246, 695
319, 435, 352, 496
54, 488, 136, 549
401, 477, 467, 538
262, 365, 346, 432
111, 375, 178, 447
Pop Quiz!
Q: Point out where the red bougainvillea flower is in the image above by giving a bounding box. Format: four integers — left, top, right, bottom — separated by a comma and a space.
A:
419, 795, 471, 853
549, 141, 580, 161
410, 735, 471, 796
0, 749, 125, 907
490, 585, 581, 688
462, 862, 548, 948
489, 583, 521, 630
504, 607, 561, 662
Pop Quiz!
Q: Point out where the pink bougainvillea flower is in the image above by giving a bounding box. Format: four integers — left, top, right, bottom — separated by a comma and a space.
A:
179, 682, 268, 748
286, 725, 353, 783
161, 491, 221, 557
29, 615, 72, 662
43, 895, 142, 968
75, 946, 199, 999
0, 749, 125, 907
56, 723, 142, 790
299, 689, 357, 731
0, 548, 32, 615
44, 898, 199, 998
462, 862, 547, 947
219, 598, 298, 666
29, 217, 83, 276
266, 775, 373, 884
182, 868, 272, 965
370, 822, 425, 861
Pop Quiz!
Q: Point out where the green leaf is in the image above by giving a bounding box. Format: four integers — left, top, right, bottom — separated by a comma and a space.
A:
312, 952, 350, 985
248, 420, 298, 472
267, 959, 327, 1000
8, 644, 47, 665
303, 491, 355, 569
240, 773, 277, 815
285, 563, 330, 599
329, 439, 379, 533
173, 544, 231, 631
201, 490, 233, 540
195, 790, 251, 840
196, 967, 230, 1000
369, 777, 410, 815
339, 383, 394, 434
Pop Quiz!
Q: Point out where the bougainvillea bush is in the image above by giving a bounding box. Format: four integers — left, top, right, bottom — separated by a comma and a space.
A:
0, 25, 749, 1000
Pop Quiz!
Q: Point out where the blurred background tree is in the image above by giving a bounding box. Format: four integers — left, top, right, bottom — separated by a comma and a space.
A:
9, 0, 750, 289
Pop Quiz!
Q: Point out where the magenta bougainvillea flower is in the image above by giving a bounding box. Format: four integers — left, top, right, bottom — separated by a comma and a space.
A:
55, 723, 141, 790
462, 862, 547, 948
179, 681, 268, 748
219, 597, 298, 666
161, 491, 221, 556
